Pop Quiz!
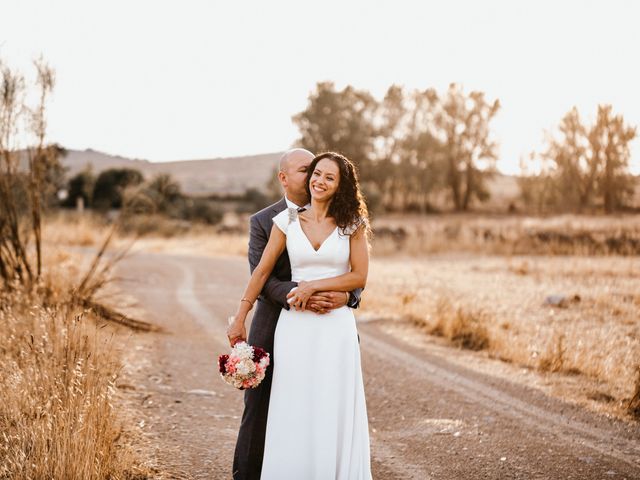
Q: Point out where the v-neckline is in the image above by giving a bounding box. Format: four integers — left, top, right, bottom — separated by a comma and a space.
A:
297, 221, 338, 253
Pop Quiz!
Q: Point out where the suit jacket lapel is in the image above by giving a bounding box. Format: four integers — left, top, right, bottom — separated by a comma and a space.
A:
272, 198, 287, 214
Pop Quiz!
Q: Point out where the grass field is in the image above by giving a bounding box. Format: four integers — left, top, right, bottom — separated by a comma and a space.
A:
362, 254, 640, 416
370, 213, 640, 256
366, 214, 640, 419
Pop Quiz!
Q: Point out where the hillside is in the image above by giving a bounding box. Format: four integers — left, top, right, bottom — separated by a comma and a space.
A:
55, 148, 639, 208
60, 149, 282, 195
58, 149, 522, 201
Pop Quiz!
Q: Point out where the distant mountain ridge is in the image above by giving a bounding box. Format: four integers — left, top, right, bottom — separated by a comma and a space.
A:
61, 149, 283, 195
58, 148, 524, 205
53, 148, 640, 208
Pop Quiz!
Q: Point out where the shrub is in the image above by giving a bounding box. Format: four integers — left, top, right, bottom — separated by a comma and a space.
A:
92, 168, 144, 210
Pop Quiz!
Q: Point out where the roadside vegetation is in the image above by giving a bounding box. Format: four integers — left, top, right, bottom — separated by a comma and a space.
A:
0, 57, 151, 479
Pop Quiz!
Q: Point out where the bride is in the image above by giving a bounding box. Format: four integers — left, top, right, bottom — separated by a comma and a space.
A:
227, 151, 372, 479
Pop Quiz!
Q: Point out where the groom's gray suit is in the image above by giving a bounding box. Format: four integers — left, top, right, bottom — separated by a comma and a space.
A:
232, 197, 361, 480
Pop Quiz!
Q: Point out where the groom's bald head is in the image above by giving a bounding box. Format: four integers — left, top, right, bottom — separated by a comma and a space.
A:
279, 148, 314, 173
278, 148, 314, 205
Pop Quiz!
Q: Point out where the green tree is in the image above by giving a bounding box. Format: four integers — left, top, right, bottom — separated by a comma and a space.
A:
517, 153, 561, 213
374, 85, 499, 212
592, 105, 637, 212
542, 107, 594, 211
431, 84, 500, 211
243, 187, 271, 212
293, 82, 500, 213
146, 173, 182, 213
181, 197, 223, 225
530, 104, 637, 212
122, 173, 183, 215
292, 81, 377, 176
377, 87, 449, 212
65, 166, 95, 208
92, 168, 144, 210
373, 85, 407, 211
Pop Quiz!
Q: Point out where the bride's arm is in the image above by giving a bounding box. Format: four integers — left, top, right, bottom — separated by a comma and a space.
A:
226, 225, 286, 345
288, 226, 369, 311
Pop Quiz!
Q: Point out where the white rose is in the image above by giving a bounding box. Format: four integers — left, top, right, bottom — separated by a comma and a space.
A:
236, 358, 256, 376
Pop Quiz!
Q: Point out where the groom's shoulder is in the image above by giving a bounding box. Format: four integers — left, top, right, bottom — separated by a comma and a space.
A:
250, 198, 286, 224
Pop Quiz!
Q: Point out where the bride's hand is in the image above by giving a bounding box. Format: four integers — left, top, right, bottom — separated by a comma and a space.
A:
286, 281, 315, 311
226, 316, 247, 347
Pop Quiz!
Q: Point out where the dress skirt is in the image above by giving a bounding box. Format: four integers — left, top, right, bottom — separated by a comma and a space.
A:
260, 306, 372, 480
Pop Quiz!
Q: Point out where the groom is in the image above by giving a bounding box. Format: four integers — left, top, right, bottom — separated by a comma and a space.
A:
231, 148, 362, 479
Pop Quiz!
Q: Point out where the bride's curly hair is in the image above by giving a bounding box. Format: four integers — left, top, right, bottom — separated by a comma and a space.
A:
305, 152, 371, 238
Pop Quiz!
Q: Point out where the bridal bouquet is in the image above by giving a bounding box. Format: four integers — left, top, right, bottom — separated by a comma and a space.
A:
218, 341, 270, 390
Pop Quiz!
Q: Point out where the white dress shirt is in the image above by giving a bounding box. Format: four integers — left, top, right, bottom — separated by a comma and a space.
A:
284, 195, 311, 211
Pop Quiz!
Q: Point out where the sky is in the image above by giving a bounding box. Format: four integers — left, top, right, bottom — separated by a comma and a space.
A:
1, 0, 639, 174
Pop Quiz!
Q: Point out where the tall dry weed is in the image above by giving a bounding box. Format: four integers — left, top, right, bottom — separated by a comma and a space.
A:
537, 332, 568, 373
0, 293, 143, 479
413, 296, 490, 351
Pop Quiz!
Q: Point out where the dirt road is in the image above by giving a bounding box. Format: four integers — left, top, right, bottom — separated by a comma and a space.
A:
114, 252, 640, 479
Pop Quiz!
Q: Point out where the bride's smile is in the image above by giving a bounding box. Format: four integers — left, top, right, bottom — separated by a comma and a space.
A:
309, 159, 340, 201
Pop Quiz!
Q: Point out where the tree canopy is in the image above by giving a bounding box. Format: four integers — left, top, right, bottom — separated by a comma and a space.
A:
293, 82, 501, 212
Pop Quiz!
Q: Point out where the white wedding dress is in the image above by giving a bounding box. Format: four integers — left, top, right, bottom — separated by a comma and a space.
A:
260, 210, 372, 480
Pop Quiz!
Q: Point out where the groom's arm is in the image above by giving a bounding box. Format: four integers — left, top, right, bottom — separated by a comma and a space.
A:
248, 214, 296, 310
347, 288, 363, 309
308, 287, 362, 313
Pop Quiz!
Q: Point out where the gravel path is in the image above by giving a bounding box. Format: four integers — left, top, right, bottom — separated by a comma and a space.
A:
114, 252, 640, 479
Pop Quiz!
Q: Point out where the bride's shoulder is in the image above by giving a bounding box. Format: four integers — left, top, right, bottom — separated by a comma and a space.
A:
272, 208, 305, 234
272, 209, 291, 234
340, 216, 369, 236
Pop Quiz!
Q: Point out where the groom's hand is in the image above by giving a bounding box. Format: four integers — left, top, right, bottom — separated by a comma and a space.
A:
306, 291, 349, 314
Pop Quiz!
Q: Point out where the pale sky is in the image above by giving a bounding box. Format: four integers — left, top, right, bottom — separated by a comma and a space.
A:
1, 0, 639, 174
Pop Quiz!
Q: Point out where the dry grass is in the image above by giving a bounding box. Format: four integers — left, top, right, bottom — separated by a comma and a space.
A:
0, 237, 150, 478
362, 254, 640, 418
413, 297, 490, 351
43, 211, 249, 257
537, 333, 570, 373
0, 296, 136, 479
370, 213, 640, 256
42, 211, 108, 247
366, 214, 640, 418
0, 273, 150, 478
46, 211, 640, 258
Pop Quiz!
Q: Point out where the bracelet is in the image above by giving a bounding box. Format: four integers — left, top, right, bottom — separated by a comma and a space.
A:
344, 291, 350, 305
240, 298, 254, 309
